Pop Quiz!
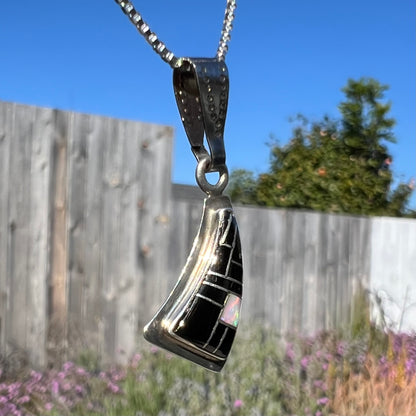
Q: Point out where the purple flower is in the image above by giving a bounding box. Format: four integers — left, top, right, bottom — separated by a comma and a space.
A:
233, 399, 243, 409
131, 353, 142, 368
111, 370, 126, 382
7, 383, 21, 399
285, 343, 295, 361
315, 412, 322, 416
337, 341, 346, 356
313, 380, 327, 391
62, 382, 71, 392
45, 402, 54, 411
76, 367, 87, 376
301, 356, 309, 369
30, 370, 42, 380
317, 397, 329, 406
406, 334, 416, 361
393, 334, 404, 354
38, 385, 47, 394
107, 381, 120, 394
313, 380, 323, 388
75, 385, 84, 394
405, 359, 415, 376
51, 380, 59, 395
63, 361, 74, 372
17, 395, 30, 404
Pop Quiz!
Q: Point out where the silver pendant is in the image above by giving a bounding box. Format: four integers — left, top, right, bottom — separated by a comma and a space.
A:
144, 58, 243, 371
144, 195, 242, 372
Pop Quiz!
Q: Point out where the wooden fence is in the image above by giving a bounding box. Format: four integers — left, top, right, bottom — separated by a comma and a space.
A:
0, 101, 415, 368
0, 101, 173, 366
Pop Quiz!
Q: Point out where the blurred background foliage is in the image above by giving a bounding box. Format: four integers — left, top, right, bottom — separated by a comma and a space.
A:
227, 78, 415, 217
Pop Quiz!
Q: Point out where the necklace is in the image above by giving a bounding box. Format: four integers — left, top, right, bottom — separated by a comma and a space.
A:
115, 0, 242, 372
115, 0, 236, 68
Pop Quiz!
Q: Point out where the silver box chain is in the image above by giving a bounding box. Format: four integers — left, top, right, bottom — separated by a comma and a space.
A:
114, 0, 237, 68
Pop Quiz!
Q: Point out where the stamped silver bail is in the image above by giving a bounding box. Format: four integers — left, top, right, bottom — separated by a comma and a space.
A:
173, 58, 229, 195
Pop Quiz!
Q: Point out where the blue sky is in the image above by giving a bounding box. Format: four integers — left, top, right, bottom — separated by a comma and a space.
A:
1, 0, 415, 208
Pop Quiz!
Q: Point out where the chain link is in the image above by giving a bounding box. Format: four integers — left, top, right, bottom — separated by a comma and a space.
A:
217, 0, 237, 61
114, 0, 236, 68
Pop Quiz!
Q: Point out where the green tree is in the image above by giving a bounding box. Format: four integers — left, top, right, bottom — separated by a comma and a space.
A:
340, 78, 395, 168
226, 169, 257, 205
228, 78, 414, 216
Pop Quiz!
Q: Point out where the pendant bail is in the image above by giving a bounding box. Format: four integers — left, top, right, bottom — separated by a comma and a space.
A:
173, 57, 229, 174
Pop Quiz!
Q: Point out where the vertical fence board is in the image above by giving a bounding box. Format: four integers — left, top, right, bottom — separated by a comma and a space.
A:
347, 216, 371, 326
282, 210, 296, 333
238, 206, 266, 322
264, 209, 285, 329
316, 212, 329, 329
25, 107, 52, 366
100, 117, 123, 361
115, 120, 142, 363
148, 125, 173, 312
251, 208, 270, 321
167, 200, 190, 283
291, 211, 307, 331
7, 104, 33, 350
136, 124, 173, 325
66, 113, 89, 350
336, 217, 350, 326
302, 212, 320, 333
349, 217, 371, 305
326, 214, 339, 329
83, 115, 105, 354
0, 103, 12, 350
48, 109, 69, 355
166, 198, 202, 305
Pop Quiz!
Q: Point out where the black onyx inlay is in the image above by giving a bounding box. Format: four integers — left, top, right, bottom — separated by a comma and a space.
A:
216, 327, 236, 357
174, 298, 221, 348
205, 273, 242, 296
228, 261, 242, 280
203, 323, 237, 359
198, 284, 228, 305
207, 326, 226, 352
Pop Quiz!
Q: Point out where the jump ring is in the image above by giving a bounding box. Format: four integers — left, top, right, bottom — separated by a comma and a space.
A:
195, 155, 229, 196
